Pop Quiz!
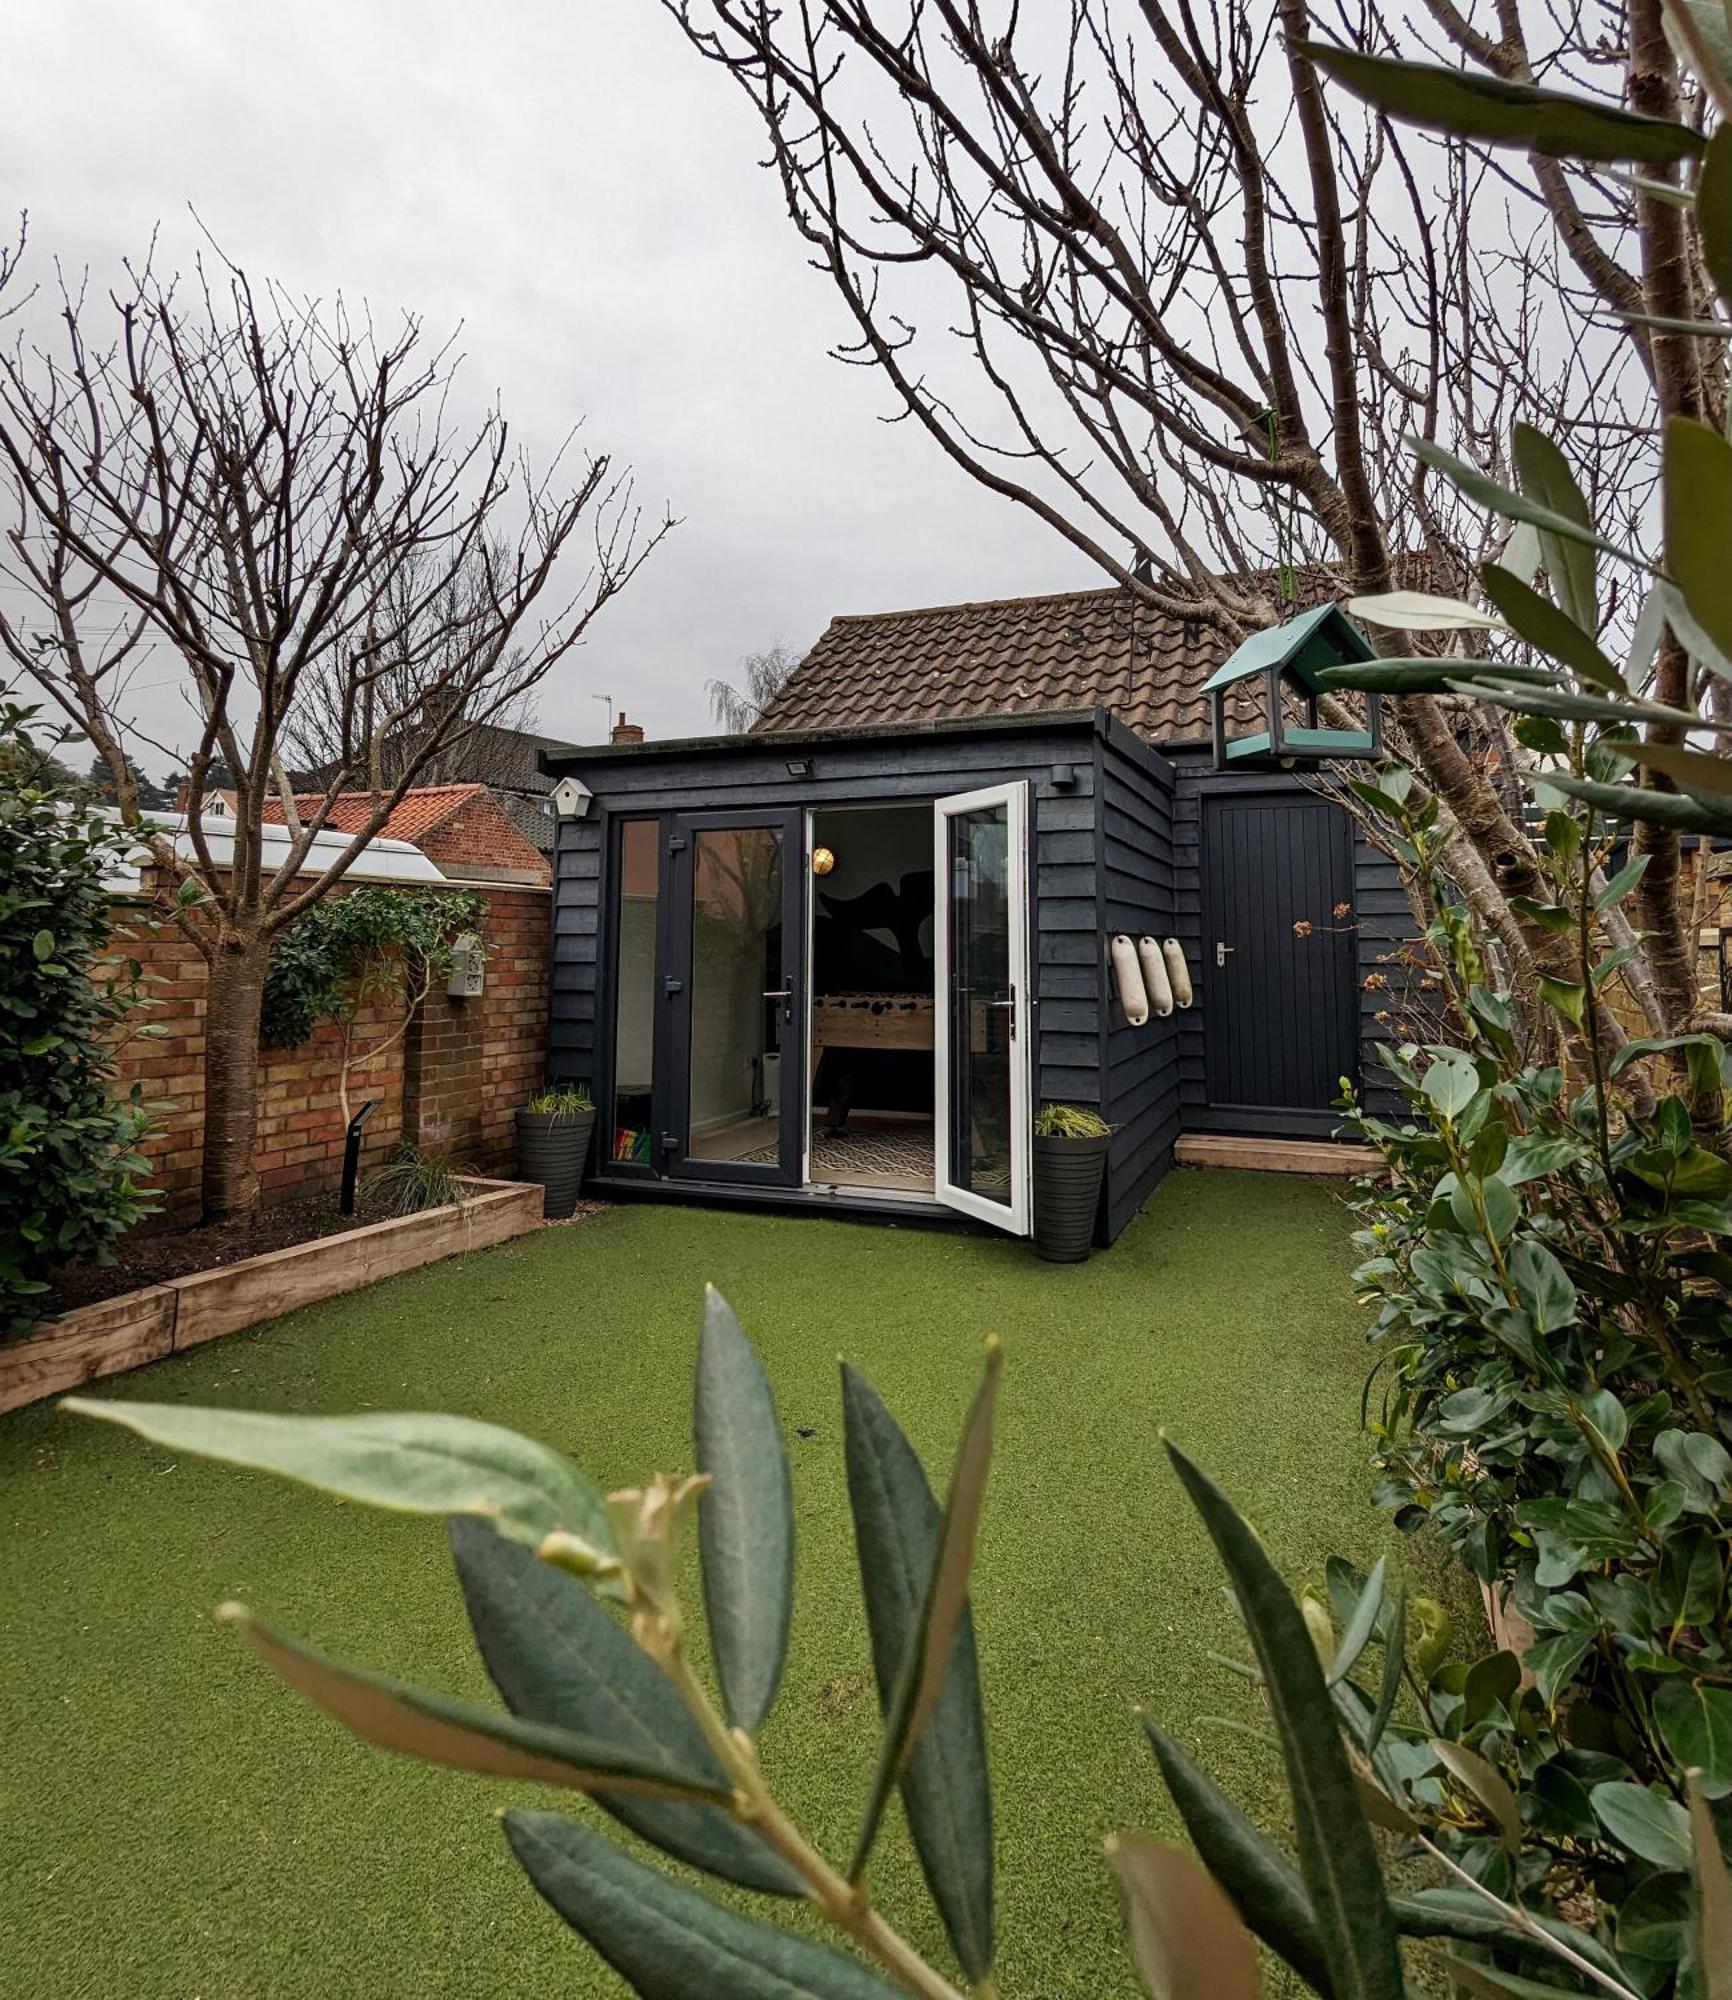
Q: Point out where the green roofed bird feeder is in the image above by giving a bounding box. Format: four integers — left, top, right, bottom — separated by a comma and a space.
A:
1201, 602, 1382, 772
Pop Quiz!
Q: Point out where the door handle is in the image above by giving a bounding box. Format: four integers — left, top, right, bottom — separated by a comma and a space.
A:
762, 989, 793, 999
1215, 942, 1234, 968
987, 992, 1017, 1037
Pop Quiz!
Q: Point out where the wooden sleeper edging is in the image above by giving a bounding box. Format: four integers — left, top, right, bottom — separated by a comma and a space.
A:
0, 1179, 544, 1415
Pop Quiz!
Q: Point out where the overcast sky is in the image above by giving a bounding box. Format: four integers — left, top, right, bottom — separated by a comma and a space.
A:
1, 0, 1095, 764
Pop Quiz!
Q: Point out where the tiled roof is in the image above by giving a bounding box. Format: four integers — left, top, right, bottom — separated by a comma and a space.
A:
496, 787, 558, 852
754, 583, 1337, 744
259, 783, 487, 844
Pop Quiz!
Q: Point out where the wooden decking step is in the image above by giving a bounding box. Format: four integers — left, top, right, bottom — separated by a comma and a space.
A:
1173, 1134, 1376, 1176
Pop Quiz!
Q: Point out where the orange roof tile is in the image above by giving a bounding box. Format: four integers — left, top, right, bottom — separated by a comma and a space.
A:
259, 784, 486, 843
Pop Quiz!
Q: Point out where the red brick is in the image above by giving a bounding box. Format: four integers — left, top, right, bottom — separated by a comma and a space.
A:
108, 878, 549, 1222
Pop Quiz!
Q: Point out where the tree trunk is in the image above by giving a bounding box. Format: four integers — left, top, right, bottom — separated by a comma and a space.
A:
201, 928, 270, 1223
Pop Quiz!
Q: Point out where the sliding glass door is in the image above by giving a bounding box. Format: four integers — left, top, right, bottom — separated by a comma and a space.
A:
934, 783, 1032, 1233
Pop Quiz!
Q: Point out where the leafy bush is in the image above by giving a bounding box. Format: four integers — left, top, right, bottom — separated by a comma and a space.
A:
1332, 765, 1732, 1985
67, 1287, 1729, 2000
0, 696, 156, 1336
1291, 23, 1732, 1989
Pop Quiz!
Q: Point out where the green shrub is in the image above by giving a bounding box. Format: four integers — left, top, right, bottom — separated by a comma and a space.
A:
1334, 767, 1732, 1983
69, 1284, 1728, 2000
1293, 25, 1732, 1986
0, 696, 157, 1336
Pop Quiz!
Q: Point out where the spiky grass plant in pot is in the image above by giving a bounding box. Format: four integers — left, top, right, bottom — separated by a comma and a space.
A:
515, 1083, 596, 1219
1031, 1103, 1112, 1263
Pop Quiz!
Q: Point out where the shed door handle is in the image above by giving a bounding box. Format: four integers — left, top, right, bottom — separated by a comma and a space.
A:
1216, 942, 1234, 967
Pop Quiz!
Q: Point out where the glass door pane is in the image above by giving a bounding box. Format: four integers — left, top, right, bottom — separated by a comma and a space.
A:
679, 821, 798, 1177
935, 784, 1031, 1233
609, 819, 659, 1166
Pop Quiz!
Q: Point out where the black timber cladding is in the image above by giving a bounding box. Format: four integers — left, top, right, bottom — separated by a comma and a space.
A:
1097, 727, 1183, 1240
544, 709, 1182, 1242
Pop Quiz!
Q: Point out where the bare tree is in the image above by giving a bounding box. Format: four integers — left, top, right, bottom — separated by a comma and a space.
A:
707, 641, 802, 732
0, 237, 670, 1220
283, 539, 544, 787
664, 0, 1718, 1045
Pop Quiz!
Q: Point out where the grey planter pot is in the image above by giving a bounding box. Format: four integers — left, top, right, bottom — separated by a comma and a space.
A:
1032, 1132, 1109, 1263
515, 1106, 596, 1220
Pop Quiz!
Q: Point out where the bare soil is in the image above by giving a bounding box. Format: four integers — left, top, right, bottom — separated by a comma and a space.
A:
47, 1190, 608, 1314
48, 1192, 399, 1312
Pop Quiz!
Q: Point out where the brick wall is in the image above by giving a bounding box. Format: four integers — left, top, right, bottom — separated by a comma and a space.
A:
110, 882, 549, 1222
402, 887, 550, 1163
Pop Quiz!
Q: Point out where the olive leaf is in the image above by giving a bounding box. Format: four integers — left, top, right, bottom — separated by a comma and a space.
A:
1164, 1441, 1404, 2000
504, 1813, 902, 1999
64, 1399, 619, 1583
1141, 1719, 1334, 1997
842, 1349, 998, 1983
1107, 1830, 1262, 2000
694, 1286, 795, 1737
1295, 40, 1703, 162
448, 1517, 801, 1895
221, 1605, 726, 1803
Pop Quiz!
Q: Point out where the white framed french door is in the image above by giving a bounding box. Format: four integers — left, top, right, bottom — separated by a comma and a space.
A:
933, 781, 1032, 1234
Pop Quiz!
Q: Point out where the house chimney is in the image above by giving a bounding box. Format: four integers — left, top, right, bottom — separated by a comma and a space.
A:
610, 711, 644, 745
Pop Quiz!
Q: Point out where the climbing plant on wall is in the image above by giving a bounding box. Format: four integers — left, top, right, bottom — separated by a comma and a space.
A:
260, 887, 485, 1124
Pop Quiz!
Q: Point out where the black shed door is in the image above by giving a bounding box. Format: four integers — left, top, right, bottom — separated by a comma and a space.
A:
1202, 794, 1358, 1124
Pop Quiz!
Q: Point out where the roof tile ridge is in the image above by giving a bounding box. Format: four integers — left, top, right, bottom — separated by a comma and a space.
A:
825, 583, 1129, 627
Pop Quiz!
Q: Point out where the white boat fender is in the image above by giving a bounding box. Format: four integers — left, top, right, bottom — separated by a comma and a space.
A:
1162, 937, 1194, 1009
1110, 934, 1149, 1026
1137, 936, 1174, 1017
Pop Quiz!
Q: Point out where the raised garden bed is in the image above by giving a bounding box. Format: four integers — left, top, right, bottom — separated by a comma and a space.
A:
0, 1178, 548, 1416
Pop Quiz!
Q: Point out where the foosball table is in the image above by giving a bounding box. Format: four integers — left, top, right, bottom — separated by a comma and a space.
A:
811, 992, 936, 1052
811, 993, 934, 1132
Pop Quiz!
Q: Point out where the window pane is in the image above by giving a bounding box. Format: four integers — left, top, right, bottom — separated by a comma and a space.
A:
688, 826, 784, 1165
611, 819, 658, 1163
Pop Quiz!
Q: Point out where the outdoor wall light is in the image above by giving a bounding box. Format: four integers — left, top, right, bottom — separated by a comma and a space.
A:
811, 846, 836, 876
785, 757, 812, 777
1051, 762, 1077, 789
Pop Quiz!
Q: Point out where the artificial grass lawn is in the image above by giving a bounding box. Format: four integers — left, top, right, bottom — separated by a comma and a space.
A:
2, 1168, 1395, 1999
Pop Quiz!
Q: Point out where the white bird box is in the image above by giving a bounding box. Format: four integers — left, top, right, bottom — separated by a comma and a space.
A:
550, 775, 593, 819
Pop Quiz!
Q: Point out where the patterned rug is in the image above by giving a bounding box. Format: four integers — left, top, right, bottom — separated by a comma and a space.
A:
739, 1128, 934, 1178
